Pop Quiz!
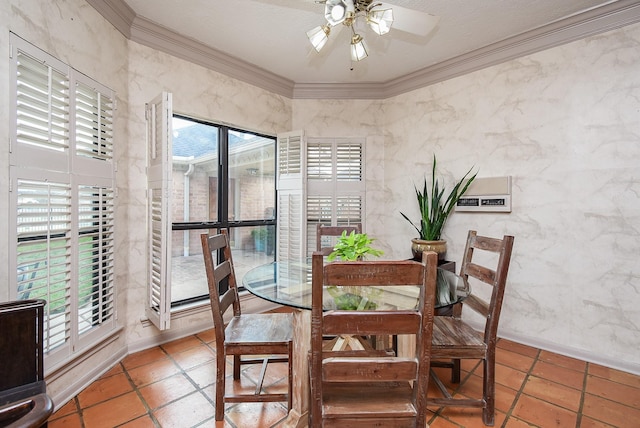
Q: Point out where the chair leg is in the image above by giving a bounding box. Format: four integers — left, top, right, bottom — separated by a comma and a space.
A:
255, 358, 270, 394
452, 358, 461, 383
482, 356, 496, 426
233, 355, 241, 379
215, 352, 226, 421
288, 344, 293, 412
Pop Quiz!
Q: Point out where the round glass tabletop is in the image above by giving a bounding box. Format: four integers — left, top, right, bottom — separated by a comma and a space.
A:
242, 260, 469, 311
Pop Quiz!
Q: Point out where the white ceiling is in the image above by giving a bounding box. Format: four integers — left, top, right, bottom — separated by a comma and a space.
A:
90, 0, 640, 98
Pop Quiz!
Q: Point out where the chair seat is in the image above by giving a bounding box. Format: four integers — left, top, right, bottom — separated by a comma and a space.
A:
322, 381, 416, 419
431, 316, 486, 358
225, 313, 293, 348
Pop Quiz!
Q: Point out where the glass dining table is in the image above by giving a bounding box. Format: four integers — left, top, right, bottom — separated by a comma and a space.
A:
242, 259, 469, 311
241, 259, 469, 428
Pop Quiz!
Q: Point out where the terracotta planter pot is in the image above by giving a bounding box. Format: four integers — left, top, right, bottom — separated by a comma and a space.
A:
411, 238, 446, 261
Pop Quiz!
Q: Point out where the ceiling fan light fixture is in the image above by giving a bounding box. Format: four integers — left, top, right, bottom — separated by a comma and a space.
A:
324, 0, 354, 26
307, 25, 331, 52
367, 8, 393, 35
350, 33, 368, 61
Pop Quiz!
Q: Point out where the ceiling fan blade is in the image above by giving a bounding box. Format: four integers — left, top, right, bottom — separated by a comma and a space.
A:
377, 2, 440, 37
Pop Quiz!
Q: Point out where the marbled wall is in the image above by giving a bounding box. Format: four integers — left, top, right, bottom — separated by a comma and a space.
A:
385, 24, 640, 372
294, 23, 640, 372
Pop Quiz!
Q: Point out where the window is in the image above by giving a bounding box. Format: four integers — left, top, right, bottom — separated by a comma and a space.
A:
145, 94, 276, 330
276, 132, 365, 259
9, 34, 116, 369
171, 117, 277, 303
306, 139, 364, 252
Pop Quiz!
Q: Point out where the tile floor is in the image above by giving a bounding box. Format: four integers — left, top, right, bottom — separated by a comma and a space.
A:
48, 329, 640, 428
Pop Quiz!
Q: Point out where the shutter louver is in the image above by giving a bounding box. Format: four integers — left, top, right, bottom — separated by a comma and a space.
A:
148, 188, 166, 320
277, 192, 304, 261
336, 196, 362, 224
16, 51, 70, 152
75, 82, 114, 161
336, 143, 363, 181
277, 131, 306, 261
278, 134, 302, 175
307, 142, 332, 181
306, 196, 332, 251
305, 138, 365, 255
77, 185, 115, 334
16, 179, 72, 353
145, 92, 173, 330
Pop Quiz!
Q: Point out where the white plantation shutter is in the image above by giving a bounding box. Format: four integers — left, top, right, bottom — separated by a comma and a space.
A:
336, 142, 363, 181
145, 92, 173, 330
76, 181, 115, 343
276, 131, 306, 261
14, 174, 72, 356
75, 81, 113, 161
277, 192, 305, 261
306, 141, 332, 180
306, 138, 365, 256
336, 196, 363, 223
306, 195, 332, 253
12, 38, 70, 171
9, 34, 117, 368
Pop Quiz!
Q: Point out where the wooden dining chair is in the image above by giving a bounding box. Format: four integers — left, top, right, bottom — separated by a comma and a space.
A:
430, 230, 515, 426
309, 250, 438, 427
316, 223, 362, 256
200, 230, 293, 421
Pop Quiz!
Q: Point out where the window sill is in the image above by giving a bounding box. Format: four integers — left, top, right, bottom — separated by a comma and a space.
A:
140, 291, 280, 328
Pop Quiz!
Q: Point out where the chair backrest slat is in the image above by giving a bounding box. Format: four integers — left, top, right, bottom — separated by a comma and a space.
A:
461, 294, 490, 318
323, 261, 424, 286
323, 357, 418, 382
472, 234, 505, 252
465, 262, 496, 284
323, 311, 421, 336
316, 223, 362, 255
219, 288, 237, 316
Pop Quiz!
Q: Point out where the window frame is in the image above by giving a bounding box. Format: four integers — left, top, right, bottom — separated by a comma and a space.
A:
170, 114, 278, 305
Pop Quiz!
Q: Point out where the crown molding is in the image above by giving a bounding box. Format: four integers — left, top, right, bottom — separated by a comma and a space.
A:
85, 0, 135, 38
376, 0, 640, 99
128, 16, 295, 98
88, 0, 640, 100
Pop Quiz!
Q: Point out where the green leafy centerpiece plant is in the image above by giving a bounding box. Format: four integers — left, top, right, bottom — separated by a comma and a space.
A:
326, 231, 383, 310
327, 231, 383, 262
401, 155, 477, 260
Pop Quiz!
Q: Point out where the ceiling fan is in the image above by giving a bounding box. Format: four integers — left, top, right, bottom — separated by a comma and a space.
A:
307, 0, 439, 61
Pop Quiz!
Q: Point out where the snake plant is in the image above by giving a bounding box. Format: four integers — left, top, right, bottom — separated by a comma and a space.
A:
401, 155, 477, 241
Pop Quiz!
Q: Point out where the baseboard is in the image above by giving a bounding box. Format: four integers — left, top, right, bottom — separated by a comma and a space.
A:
465, 320, 640, 376
48, 293, 280, 411
48, 337, 127, 412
